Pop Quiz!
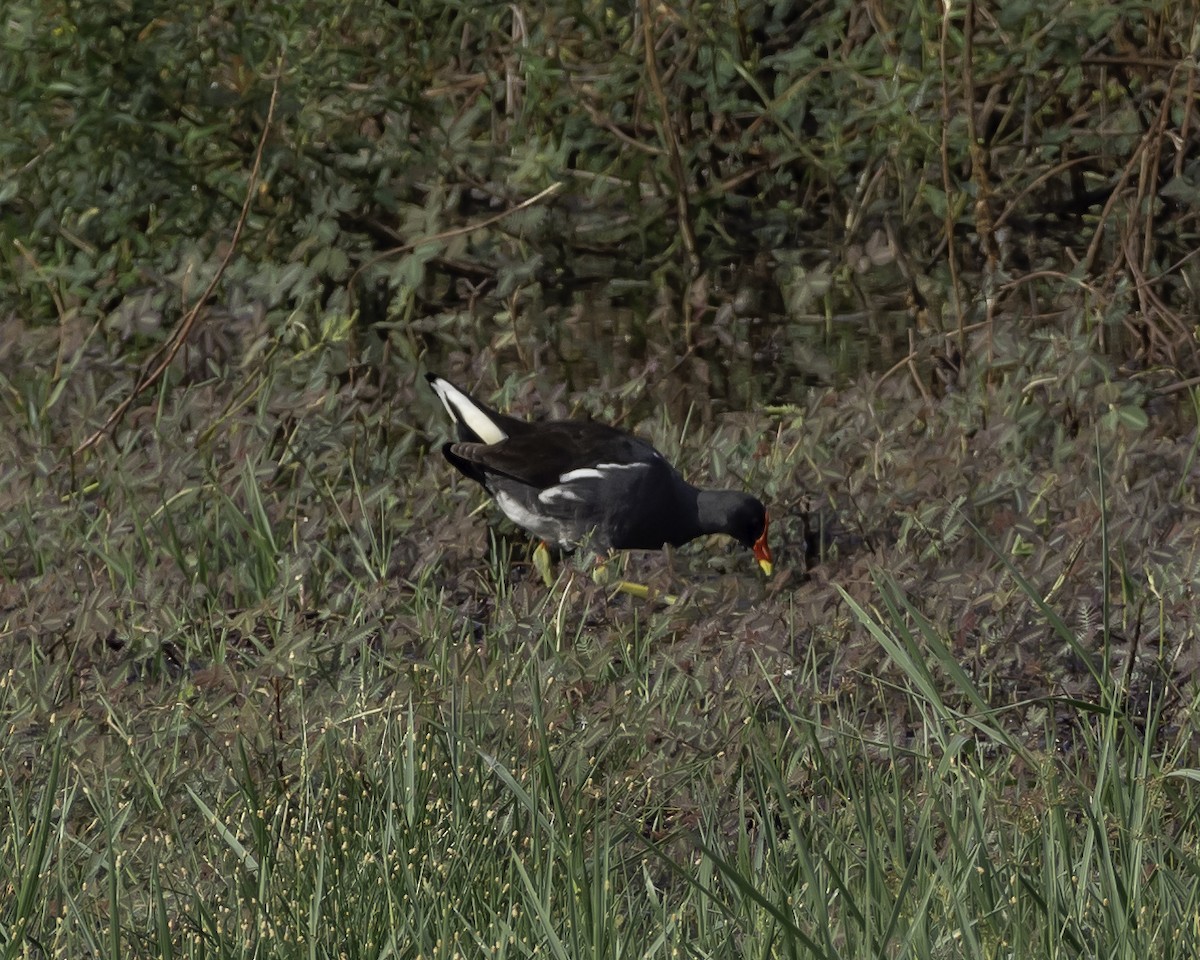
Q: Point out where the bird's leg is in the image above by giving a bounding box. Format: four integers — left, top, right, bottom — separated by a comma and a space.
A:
590, 549, 617, 586
598, 551, 677, 604
612, 579, 678, 604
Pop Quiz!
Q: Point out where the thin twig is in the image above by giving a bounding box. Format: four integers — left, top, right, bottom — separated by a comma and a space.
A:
906, 328, 935, 408
346, 181, 564, 296
638, 0, 699, 282
580, 99, 667, 156
73, 67, 284, 457
937, 0, 966, 359
1153, 375, 1200, 396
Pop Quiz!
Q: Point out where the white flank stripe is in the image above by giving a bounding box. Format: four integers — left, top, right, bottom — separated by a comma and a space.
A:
495, 491, 537, 527
594, 462, 649, 471
538, 486, 583, 504
430, 377, 507, 444
496, 491, 559, 542
558, 462, 648, 484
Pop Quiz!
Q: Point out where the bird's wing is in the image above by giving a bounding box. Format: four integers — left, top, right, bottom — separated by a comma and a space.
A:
445, 421, 662, 489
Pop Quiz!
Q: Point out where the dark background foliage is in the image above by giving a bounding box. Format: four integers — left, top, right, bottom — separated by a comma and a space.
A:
4, 0, 1198, 382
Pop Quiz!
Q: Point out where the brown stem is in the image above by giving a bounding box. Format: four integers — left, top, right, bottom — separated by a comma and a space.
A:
73, 66, 285, 457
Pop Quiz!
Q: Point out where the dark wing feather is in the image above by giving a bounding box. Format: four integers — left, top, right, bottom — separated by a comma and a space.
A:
445, 420, 661, 489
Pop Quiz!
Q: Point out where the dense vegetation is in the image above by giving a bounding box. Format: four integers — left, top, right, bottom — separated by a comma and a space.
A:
2, 1, 1199, 957
5, 0, 1198, 359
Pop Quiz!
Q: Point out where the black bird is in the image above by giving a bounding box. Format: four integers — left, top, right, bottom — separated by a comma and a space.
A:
427, 373, 772, 574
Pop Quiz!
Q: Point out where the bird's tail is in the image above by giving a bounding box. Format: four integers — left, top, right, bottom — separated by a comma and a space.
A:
425, 374, 509, 444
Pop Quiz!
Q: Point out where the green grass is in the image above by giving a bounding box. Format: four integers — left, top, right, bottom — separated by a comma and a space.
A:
3, 319, 1200, 958
3, 560, 1199, 958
